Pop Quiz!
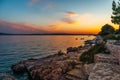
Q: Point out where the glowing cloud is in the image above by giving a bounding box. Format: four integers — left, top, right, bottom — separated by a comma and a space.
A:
61, 17, 76, 24
47, 13, 108, 34
60, 11, 79, 25
46, 23, 63, 31
65, 11, 78, 17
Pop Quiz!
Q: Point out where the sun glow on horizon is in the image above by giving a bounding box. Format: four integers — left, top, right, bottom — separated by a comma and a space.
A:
0, 0, 116, 34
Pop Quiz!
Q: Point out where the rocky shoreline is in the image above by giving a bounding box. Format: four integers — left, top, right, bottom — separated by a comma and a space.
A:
11, 45, 91, 80
2, 36, 120, 80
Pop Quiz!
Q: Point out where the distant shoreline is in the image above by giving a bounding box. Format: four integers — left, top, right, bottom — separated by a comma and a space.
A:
0, 33, 96, 36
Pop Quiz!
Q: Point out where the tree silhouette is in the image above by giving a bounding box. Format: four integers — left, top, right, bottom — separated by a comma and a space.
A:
111, 0, 120, 31
99, 24, 115, 36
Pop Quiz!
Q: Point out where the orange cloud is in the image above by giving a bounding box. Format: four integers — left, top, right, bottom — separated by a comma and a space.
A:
61, 17, 77, 24
60, 11, 79, 25
65, 11, 78, 17
46, 13, 108, 34
45, 23, 64, 32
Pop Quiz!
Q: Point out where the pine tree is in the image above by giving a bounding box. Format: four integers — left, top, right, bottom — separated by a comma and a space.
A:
111, 0, 120, 31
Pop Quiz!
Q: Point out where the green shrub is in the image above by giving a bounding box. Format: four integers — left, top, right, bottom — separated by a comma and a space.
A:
103, 34, 116, 41
99, 24, 115, 36
103, 34, 120, 41
79, 43, 108, 64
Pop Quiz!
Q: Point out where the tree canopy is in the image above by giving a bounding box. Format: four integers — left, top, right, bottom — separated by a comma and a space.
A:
99, 24, 115, 36
111, 0, 120, 30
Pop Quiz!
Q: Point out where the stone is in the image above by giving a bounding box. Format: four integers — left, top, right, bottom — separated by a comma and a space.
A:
88, 63, 120, 80
106, 41, 120, 65
94, 54, 119, 65
84, 63, 95, 75
12, 58, 37, 74
67, 47, 79, 53
11, 46, 90, 80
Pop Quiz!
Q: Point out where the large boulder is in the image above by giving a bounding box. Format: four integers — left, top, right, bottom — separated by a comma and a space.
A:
12, 48, 87, 80
12, 58, 37, 74
12, 63, 26, 74
29, 60, 76, 80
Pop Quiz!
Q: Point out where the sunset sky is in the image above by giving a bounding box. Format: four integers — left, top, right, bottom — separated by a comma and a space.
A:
0, 0, 119, 34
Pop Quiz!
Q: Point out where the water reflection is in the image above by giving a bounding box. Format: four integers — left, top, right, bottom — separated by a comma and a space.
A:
0, 35, 95, 73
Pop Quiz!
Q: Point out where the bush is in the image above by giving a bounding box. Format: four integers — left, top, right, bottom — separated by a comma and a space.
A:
79, 43, 109, 64
99, 24, 115, 36
103, 34, 120, 41
103, 34, 116, 41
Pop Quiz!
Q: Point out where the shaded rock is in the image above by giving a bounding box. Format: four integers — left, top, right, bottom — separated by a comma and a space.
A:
12, 58, 37, 74
67, 47, 79, 53
29, 60, 76, 80
11, 47, 89, 80
12, 63, 26, 74
0, 73, 16, 80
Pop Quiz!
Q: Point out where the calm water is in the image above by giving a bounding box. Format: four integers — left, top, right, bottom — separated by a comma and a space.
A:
0, 35, 95, 79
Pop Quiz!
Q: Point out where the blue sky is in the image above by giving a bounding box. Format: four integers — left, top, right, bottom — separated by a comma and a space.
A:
0, 0, 118, 34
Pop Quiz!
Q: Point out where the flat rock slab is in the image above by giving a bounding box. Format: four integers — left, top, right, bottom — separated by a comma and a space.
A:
84, 63, 95, 75
12, 46, 90, 80
67, 68, 83, 79
94, 54, 118, 64
88, 63, 120, 80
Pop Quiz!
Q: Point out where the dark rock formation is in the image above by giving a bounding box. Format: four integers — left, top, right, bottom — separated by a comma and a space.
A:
67, 47, 79, 53
12, 55, 77, 80
12, 58, 37, 74
12, 46, 90, 80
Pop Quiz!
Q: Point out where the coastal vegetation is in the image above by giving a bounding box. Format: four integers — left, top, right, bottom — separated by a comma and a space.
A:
103, 34, 120, 41
98, 0, 120, 40
79, 0, 120, 64
99, 24, 115, 36
79, 23, 120, 64
98, 24, 120, 40
79, 43, 109, 64
111, 0, 120, 32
